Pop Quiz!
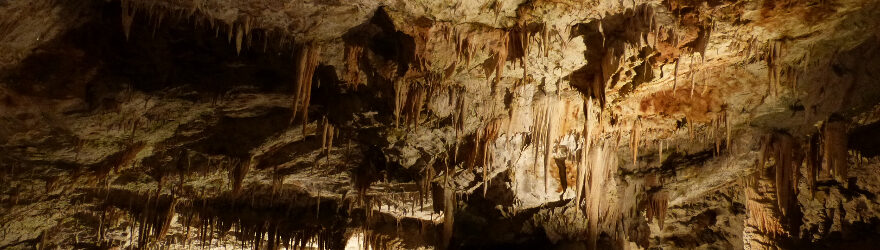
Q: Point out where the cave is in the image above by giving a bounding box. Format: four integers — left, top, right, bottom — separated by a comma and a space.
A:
3, 0, 880, 249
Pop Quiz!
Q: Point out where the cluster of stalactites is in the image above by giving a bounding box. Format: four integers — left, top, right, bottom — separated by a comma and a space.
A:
758, 132, 800, 216
471, 119, 503, 196
418, 164, 435, 211
584, 141, 620, 250
744, 174, 787, 238
453, 27, 477, 70
710, 110, 732, 156
363, 229, 403, 250
570, 95, 623, 249
532, 96, 554, 194
393, 80, 431, 128
804, 119, 850, 192
344, 44, 364, 89
122, 191, 179, 248
646, 191, 669, 230
765, 40, 784, 96
94, 142, 147, 183
822, 120, 848, 183
492, 31, 510, 86
226, 157, 252, 196
291, 43, 321, 132
119, 0, 261, 55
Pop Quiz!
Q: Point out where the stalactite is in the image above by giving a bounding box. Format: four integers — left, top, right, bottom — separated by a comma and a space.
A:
121, 0, 136, 41
658, 140, 663, 166
726, 110, 731, 151
631, 118, 641, 168
805, 133, 820, 195
235, 23, 243, 55
291, 43, 321, 131
393, 79, 408, 128
690, 55, 697, 98
344, 44, 364, 89
227, 22, 234, 43
230, 158, 251, 196
321, 116, 335, 164
672, 58, 680, 95
452, 88, 465, 161
518, 24, 530, 80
